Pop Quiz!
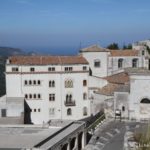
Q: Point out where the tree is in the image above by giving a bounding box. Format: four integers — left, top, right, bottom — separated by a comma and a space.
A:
145, 45, 150, 55
123, 43, 132, 49
127, 44, 132, 49
107, 43, 119, 50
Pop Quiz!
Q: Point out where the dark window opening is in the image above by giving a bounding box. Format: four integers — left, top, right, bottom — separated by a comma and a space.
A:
141, 98, 150, 103
30, 68, 35, 72
83, 80, 87, 86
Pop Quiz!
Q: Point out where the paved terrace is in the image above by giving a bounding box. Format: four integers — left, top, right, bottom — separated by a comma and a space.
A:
0, 120, 85, 149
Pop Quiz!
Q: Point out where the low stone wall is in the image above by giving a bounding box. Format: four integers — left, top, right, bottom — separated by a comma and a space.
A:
0, 116, 24, 124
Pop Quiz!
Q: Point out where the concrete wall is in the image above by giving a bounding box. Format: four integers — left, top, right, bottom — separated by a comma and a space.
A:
129, 75, 150, 120
81, 52, 109, 77
114, 92, 129, 119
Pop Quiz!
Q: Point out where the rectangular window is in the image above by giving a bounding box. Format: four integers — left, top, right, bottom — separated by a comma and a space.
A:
12, 67, 19, 72
48, 67, 55, 71
30, 67, 35, 72
49, 94, 55, 101
142, 51, 145, 55
83, 80, 87, 86
1, 109, 6, 117
65, 67, 73, 71
65, 67, 68, 71
52, 67, 55, 71
94, 61, 100, 67
69, 67, 73, 71
49, 108, 55, 116
83, 66, 87, 71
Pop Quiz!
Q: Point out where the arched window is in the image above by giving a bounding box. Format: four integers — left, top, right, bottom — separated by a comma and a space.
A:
38, 94, 41, 99
65, 79, 73, 88
34, 94, 36, 99
33, 80, 36, 85
94, 59, 101, 67
66, 94, 72, 102
66, 94, 69, 101
24, 80, 28, 85
52, 81, 55, 87
118, 59, 123, 68
49, 81, 52, 87
29, 94, 32, 99
25, 94, 28, 99
83, 93, 87, 100
83, 80, 87, 86
122, 106, 125, 111
29, 80, 32, 85
69, 94, 72, 101
83, 107, 88, 116
141, 98, 150, 104
38, 80, 41, 85
132, 59, 138, 68
67, 108, 72, 116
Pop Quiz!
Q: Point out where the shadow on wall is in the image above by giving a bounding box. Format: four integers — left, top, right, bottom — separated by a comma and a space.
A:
24, 100, 33, 124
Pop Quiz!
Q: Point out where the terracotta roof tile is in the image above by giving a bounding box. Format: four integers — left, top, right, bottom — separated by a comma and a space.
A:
80, 45, 109, 52
104, 72, 129, 84
95, 83, 130, 96
9, 56, 89, 65
110, 50, 139, 57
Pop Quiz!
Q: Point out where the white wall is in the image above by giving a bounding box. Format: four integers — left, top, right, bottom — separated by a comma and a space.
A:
108, 56, 143, 75
81, 52, 109, 77
129, 75, 150, 120
88, 76, 107, 88
6, 64, 91, 124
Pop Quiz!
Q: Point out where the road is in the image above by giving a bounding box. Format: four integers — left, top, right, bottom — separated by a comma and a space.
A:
85, 119, 143, 150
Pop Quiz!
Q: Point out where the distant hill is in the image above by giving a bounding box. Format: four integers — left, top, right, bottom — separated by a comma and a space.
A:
0, 47, 38, 57
0, 47, 26, 57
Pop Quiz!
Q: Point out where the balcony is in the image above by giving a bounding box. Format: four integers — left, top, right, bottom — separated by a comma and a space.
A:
64, 100, 76, 106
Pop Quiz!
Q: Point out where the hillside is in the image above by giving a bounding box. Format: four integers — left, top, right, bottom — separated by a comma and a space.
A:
0, 47, 26, 57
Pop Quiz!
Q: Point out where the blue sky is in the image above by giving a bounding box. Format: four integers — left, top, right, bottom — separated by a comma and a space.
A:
0, 0, 150, 54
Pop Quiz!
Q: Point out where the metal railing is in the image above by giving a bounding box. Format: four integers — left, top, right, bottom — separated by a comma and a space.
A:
64, 100, 76, 106
86, 114, 105, 131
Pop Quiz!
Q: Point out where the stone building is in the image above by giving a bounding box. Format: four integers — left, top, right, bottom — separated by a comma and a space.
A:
1, 44, 150, 124
5, 56, 91, 124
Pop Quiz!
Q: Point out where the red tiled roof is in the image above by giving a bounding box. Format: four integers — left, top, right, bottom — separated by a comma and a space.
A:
95, 83, 129, 96
9, 56, 89, 65
104, 72, 129, 84
110, 50, 139, 57
80, 45, 109, 52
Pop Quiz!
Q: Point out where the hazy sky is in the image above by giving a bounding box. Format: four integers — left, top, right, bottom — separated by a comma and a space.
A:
0, 0, 150, 54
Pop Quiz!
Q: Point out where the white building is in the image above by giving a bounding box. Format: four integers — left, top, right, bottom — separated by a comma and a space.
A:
2, 44, 150, 124
6, 56, 91, 124
80, 45, 147, 78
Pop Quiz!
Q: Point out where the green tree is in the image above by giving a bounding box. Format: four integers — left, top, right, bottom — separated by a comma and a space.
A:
107, 43, 119, 50
123, 43, 132, 49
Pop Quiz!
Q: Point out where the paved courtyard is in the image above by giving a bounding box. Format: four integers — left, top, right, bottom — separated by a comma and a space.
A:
85, 119, 146, 150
